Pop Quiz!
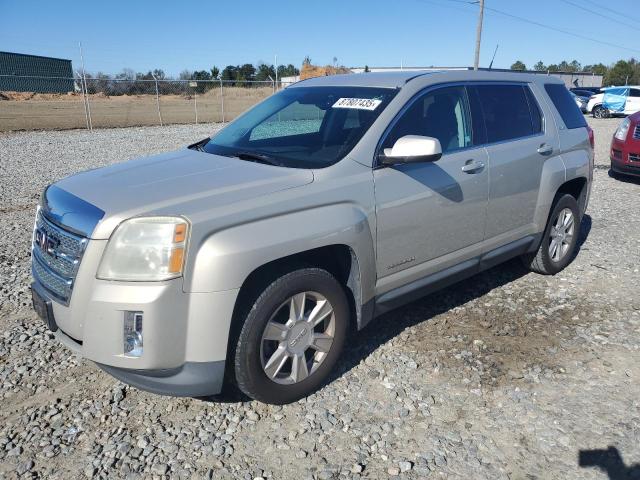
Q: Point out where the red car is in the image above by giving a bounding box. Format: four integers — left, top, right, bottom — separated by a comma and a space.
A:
611, 111, 640, 177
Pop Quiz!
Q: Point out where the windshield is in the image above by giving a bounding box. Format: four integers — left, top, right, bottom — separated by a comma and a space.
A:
202, 86, 398, 168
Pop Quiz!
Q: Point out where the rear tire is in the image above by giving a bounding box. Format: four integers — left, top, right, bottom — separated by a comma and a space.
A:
592, 105, 608, 119
234, 268, 349, 404
523, 194, 580, 275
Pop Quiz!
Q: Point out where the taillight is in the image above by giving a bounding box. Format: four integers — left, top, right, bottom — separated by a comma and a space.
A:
586, 125, 595, 149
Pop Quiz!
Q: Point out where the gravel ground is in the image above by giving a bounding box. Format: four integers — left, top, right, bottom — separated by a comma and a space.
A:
1, 119, 639, 480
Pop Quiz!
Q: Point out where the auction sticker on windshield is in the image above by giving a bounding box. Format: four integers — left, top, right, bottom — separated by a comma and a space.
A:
332, 98, 382, 110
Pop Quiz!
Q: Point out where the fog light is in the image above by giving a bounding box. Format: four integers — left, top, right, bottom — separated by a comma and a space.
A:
124, 311, 143, 357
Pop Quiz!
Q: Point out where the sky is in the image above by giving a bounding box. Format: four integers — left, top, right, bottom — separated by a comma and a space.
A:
1, 0, 639, 77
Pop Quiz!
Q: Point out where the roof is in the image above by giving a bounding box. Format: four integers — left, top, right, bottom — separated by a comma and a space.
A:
0, 51, 72, 63
349, 66, 603, 77
290, 71, 443, 88
289, 69, 564, 89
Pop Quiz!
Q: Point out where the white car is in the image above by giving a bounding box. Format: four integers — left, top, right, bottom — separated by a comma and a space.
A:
570, 91, 588, 113
587, 86, 640, 118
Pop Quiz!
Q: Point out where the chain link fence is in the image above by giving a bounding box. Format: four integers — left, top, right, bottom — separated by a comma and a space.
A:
0, 75, 285, 132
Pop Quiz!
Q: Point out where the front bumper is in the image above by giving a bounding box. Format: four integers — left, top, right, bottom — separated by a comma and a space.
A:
611, 159, 640, 177
610, 136, 640, 177
97, 361, 226, 397
33, 244, 239, 396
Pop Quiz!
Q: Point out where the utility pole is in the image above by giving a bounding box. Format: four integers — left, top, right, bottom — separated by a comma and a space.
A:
78, 42, 92, 130
473, 0, 485, 70
274, 54, 278, 90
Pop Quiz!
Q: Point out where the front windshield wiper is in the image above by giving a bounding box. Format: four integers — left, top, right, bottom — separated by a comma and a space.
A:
232, 151, 282, 167
188, 138, 209, 152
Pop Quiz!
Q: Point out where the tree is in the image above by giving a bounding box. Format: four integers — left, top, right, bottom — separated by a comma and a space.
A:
533, 61, 546, 71
303, 56, 312, 66
510, 60, 526, 71
255, 63, 276, 81
238, 63, 256, 82
116, 68, 136, 81
583, 63, 607, 76
190, 70, 212, 92
569, 60, 581, 72
605, 59, 637, 86
277, 64, 299, 78
210, 66, 220, 80
364, 65, 370, 73
179, 70, 193, 80
220, 66, 236, 82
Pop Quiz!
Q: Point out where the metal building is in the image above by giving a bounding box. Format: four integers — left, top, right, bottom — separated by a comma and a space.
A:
0, 51, 74, 93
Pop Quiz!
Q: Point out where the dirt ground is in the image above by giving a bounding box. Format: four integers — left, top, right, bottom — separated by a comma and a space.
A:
0, 88, 272, 131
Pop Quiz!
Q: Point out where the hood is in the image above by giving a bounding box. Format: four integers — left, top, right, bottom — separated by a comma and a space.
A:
53, 148, 314, 239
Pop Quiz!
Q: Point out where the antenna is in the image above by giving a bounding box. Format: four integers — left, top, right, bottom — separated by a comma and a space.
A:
489, 44, 499, 70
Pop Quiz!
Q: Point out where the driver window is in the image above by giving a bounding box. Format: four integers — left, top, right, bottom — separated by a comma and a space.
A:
383, 86, 472, 154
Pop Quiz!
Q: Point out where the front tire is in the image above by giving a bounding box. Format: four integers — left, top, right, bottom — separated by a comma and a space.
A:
234, 268, 349, 404
523, 194, 580, 275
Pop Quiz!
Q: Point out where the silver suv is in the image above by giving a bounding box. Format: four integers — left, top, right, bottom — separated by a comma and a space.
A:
31, 71, 593, 404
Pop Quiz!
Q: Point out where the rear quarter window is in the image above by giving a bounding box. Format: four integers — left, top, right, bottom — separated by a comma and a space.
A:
544, 83, 587, 129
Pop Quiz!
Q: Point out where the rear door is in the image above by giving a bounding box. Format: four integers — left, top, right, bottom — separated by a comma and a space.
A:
472, 83, 555, 245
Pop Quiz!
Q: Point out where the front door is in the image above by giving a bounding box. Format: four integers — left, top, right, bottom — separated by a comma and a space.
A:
373, 85, 489, 291
625, 88, 640, 115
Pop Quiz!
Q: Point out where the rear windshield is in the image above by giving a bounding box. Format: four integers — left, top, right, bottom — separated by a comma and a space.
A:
544, 84, 587, 129
202, 86, 397, 168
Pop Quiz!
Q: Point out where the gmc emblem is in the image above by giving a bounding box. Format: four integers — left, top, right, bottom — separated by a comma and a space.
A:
35, 228, 59, 257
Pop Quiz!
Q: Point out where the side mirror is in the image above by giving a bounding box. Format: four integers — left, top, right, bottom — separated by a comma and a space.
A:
379, 135, 442, 166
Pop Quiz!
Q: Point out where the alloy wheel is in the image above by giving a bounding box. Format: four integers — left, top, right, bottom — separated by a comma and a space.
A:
260, 291, 335, 385
548, 207, 575, 263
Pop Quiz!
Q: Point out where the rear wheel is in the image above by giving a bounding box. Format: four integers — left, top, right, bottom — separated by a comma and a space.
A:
234, 268, 349, 404
592, 105, 608, 119
523, 194, 580, 275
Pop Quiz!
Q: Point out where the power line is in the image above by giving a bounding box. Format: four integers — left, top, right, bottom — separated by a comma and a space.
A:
559, 0, 640, 31
444, 1, 640, 55
578, 0, 640, 24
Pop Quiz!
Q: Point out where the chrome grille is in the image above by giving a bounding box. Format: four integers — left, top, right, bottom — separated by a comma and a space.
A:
634, 125, 640, 140
32, 209, 87, 305
32, 257, 73, 300
629, 153, 640, 163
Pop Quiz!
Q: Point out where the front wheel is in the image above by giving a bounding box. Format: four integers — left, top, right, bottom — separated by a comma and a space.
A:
234, 268, 349, 404
523, 194, 580, 275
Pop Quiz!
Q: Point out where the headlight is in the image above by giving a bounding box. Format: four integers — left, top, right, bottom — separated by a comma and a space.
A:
614, 118, 631, 141
97, 216, 189, 281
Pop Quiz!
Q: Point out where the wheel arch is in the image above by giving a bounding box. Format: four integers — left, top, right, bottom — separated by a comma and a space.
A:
231, 244, 368, 333
556, 176, 588, 215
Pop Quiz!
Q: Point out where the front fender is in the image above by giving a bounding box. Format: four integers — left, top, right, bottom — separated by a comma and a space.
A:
184, 204, 376, 301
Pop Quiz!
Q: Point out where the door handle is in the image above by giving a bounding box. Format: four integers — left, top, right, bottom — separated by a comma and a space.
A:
461, 159, 485, 173
537, 143, 554, 155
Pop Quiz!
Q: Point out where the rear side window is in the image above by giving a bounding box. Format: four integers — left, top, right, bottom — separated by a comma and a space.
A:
524, 87, 543, 134
544, 83, 587, 129
474, 84, 538, 143
630, 89, 640, 97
